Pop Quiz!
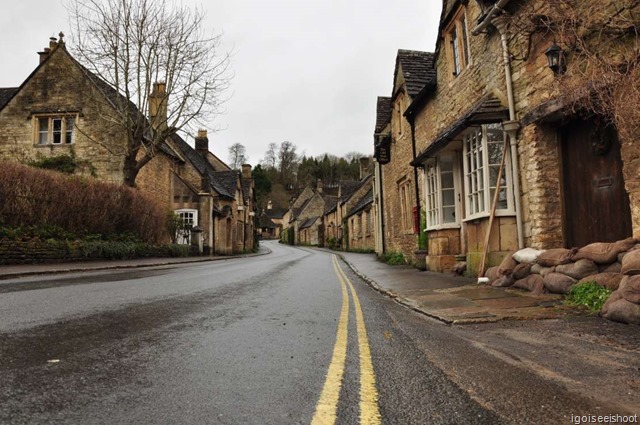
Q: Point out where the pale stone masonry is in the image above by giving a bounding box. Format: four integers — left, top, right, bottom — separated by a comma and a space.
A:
0, 35, 256, 254
376, 0, 639, 275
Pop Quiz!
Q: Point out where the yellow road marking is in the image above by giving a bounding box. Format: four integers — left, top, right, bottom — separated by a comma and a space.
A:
311, 258, 350, 425
333, 255, 382, 425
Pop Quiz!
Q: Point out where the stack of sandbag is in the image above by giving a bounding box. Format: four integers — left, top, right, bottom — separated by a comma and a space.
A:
481, 237, 640, 324
600, 248, 640, 325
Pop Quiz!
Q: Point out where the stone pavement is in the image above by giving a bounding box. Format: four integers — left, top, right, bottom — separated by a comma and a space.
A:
338, 251, 584, 324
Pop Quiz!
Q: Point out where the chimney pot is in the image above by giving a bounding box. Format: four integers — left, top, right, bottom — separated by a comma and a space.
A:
49, 37, 57, 49
195, 129, 209, 154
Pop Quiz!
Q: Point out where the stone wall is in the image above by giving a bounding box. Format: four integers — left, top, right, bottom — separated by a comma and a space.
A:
0, 45, 126, 183
381, 90, 419, 261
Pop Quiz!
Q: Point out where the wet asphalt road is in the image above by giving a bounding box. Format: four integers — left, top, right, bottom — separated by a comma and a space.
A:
0, 241, 636, 424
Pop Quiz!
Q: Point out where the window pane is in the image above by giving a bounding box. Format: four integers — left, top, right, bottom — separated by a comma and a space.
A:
452, 28, 461, 75
441, 171, 454, 189
52, 118, 62, 144
38, 118, 48, 144
443, 206, 456, 224
461, 15, 470, 66
65, 117, 75, 144
442, 188, 455, 207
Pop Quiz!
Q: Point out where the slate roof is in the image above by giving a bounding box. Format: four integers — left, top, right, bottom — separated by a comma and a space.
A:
0, 87, 18, 110
339, 181, 364, 204
265, 208, 288, 219
347, 188, 373, 218
411, 95, 509, 165
395, 50, 437, 98
213, 170, 240, 200
324, 195, 339, 215
258, 213, 277, 229
299, 216, 319, 230
170, 134, 236, 199
375, 96, 392, 134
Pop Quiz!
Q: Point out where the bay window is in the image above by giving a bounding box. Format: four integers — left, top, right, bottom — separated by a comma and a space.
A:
424, 153, 460, 230
462, 124, 513, 219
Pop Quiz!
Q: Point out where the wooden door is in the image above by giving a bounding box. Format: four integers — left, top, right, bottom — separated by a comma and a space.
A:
561, 117, 632, 247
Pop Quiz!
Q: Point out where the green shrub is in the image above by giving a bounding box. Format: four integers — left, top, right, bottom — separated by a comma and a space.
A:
379, 251, 405, 265
566, 281, 612, 312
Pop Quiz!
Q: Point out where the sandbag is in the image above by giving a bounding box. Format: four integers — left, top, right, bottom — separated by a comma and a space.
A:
484, 266, 500, 284
536, 248, 577, 267
530, 264, 555, 277
600, 262, 622, 273
555, 259, 598, 280
621, 249, 640, 275
543, 273, 576, 294
600, 291, 623, 316
577, 273, 624, 291
512, 248, 544, 264
492, 275, 516, 287
513, 263, 532, 280
619, 275, 640, 304
513, 274, 546, 295
572, 237, 636, 264
600, 296, 640, 325
498, 253, 517, 276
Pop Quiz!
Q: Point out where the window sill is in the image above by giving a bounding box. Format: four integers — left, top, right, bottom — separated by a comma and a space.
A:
426, 223, 461, 232
34, 143, 75, 147
463, 210, 516, 222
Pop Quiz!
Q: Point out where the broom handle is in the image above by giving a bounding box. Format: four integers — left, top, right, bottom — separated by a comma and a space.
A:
478, 134, 510, 278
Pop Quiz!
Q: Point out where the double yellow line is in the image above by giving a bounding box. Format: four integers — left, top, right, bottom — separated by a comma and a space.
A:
311, 255, 381, 425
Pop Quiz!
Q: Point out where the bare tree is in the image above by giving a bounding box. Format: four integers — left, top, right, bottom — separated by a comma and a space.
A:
228, 142, 248, 170
278, 141, 299, 183
66, 0, 231, 186
510, 1, 640, 143
261, 142, 278, 170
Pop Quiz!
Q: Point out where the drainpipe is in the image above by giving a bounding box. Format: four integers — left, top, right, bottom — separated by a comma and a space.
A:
409, 118, 421, 240
376, 156, 386, 254
473, 3, 525, 250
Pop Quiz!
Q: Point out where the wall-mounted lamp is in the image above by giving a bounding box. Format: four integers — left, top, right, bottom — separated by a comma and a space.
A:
545, 43, 566, 74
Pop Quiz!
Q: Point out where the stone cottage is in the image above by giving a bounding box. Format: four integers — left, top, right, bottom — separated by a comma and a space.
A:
402, 0, 637, 274
375, 50, 436, 263
0, 34, 255, 254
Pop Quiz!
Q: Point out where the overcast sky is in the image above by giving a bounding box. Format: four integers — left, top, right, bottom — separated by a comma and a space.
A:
0, 0, 442, 166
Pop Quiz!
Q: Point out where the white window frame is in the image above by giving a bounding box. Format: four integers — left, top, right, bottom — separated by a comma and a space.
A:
35, 115, 76, 145
423, 153, 462, 230
462, 124, 515, 221
175, 208, 198, 245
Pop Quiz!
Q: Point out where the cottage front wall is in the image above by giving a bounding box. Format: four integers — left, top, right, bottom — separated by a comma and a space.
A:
0, 46, 126, 183
381, 89, 418, 261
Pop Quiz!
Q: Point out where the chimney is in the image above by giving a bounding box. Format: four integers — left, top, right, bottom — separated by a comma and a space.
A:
317, 179, 323, 194
359, 157, 371, 180
149, 82, 168, 131
195, 129, 209, 155
38, 36, 59, 64
241, 164, 252, 179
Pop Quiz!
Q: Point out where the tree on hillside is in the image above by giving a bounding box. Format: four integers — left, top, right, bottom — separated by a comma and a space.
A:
67, 0, 231, 187
278, 141, 299, 184
251, 164, 271, 210
261, 142, 278, 170
228, 143, 248, 170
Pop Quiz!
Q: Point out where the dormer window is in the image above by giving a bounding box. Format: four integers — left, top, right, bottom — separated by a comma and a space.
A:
445, 7, 471, 77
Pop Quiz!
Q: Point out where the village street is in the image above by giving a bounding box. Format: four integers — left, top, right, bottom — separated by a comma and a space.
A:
0, 240, 638, 425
